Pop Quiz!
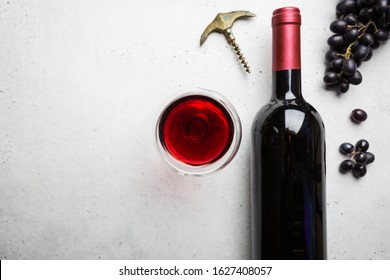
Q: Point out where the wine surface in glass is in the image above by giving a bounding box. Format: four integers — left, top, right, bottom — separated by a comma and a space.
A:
159, 95, 234, 166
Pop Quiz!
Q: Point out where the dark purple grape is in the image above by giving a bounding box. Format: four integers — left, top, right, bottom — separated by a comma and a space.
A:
342, 59, 357, 76
371, 40, 380, 49
359, 7, 375, 21
340, 142, 354, 155
325, 49, 338, 62
350, 108, 367, 123
339, 81, 350, 93
330, 19, 348, 33
374, 29, 389, 42
337, 0, 357, 15
363, 0, 376, 5
339, 159, 355, 173
344, 13, 358, 24
351, 41, 360, 53
366, 152, 375, 164
354, 57, 362, 67
360, 33, 374, 46
374, 13, 388, 28
328, 34, 345, 51
358, 0, 375, 7
323, 71, 339, 85
376, 0, 389, 14
356, 139, 369, 152
345, 28, 360, 42
362, 47, 373, 61
330, 57, 345, 72
347, 70, 363, 85
355, 152, 368, 164
353, 45, 370, 60
353, 164, 367, 178
387, 8, 390, 22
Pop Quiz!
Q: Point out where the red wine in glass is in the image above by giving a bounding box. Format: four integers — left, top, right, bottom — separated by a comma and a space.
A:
156, 90, 241, 175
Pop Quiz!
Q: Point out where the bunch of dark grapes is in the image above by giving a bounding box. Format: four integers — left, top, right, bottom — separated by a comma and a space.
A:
324, 0, 390, 93
339, 139, 375, 178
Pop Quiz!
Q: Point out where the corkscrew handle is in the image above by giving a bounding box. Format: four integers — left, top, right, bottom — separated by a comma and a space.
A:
200, 11, 255, 74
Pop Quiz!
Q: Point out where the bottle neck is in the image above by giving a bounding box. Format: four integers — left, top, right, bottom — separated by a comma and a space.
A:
272, 69, 302, 100
272, 23, 301, 72
271, 8, 302, 101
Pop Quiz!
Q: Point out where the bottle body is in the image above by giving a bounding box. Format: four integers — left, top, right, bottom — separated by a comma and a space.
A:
251, 8, 326, 260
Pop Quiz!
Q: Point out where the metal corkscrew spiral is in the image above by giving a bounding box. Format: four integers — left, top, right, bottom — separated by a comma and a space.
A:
200, 11, 255, 74
230, 38, 251, 73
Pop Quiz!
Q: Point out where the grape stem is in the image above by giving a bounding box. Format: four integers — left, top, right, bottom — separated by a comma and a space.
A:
344, 44, 353, 59
359, 20, 378, 35
349, 150, 362, 164
340, 20, 378, 60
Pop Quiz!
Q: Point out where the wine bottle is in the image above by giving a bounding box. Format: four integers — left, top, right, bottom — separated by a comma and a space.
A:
251, 7, 326, 260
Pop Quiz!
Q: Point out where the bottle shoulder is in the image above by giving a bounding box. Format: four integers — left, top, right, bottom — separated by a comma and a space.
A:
252, 98, 325, 133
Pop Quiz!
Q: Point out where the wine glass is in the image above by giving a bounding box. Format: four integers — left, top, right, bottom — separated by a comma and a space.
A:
156, 89, 241, 175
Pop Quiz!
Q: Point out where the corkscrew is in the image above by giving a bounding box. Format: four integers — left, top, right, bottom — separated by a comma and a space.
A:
200, 11, 256, 73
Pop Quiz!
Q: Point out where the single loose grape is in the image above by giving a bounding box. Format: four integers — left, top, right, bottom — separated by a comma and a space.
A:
350, 108, 367, 123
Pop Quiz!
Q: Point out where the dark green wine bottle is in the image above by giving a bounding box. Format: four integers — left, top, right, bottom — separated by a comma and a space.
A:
251, 7, 327, 260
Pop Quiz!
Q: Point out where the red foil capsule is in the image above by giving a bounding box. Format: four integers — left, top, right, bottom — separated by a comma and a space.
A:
272, 7, 301, 71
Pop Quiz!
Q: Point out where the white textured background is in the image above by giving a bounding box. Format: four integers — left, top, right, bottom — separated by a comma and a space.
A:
1, 0, 390, 260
